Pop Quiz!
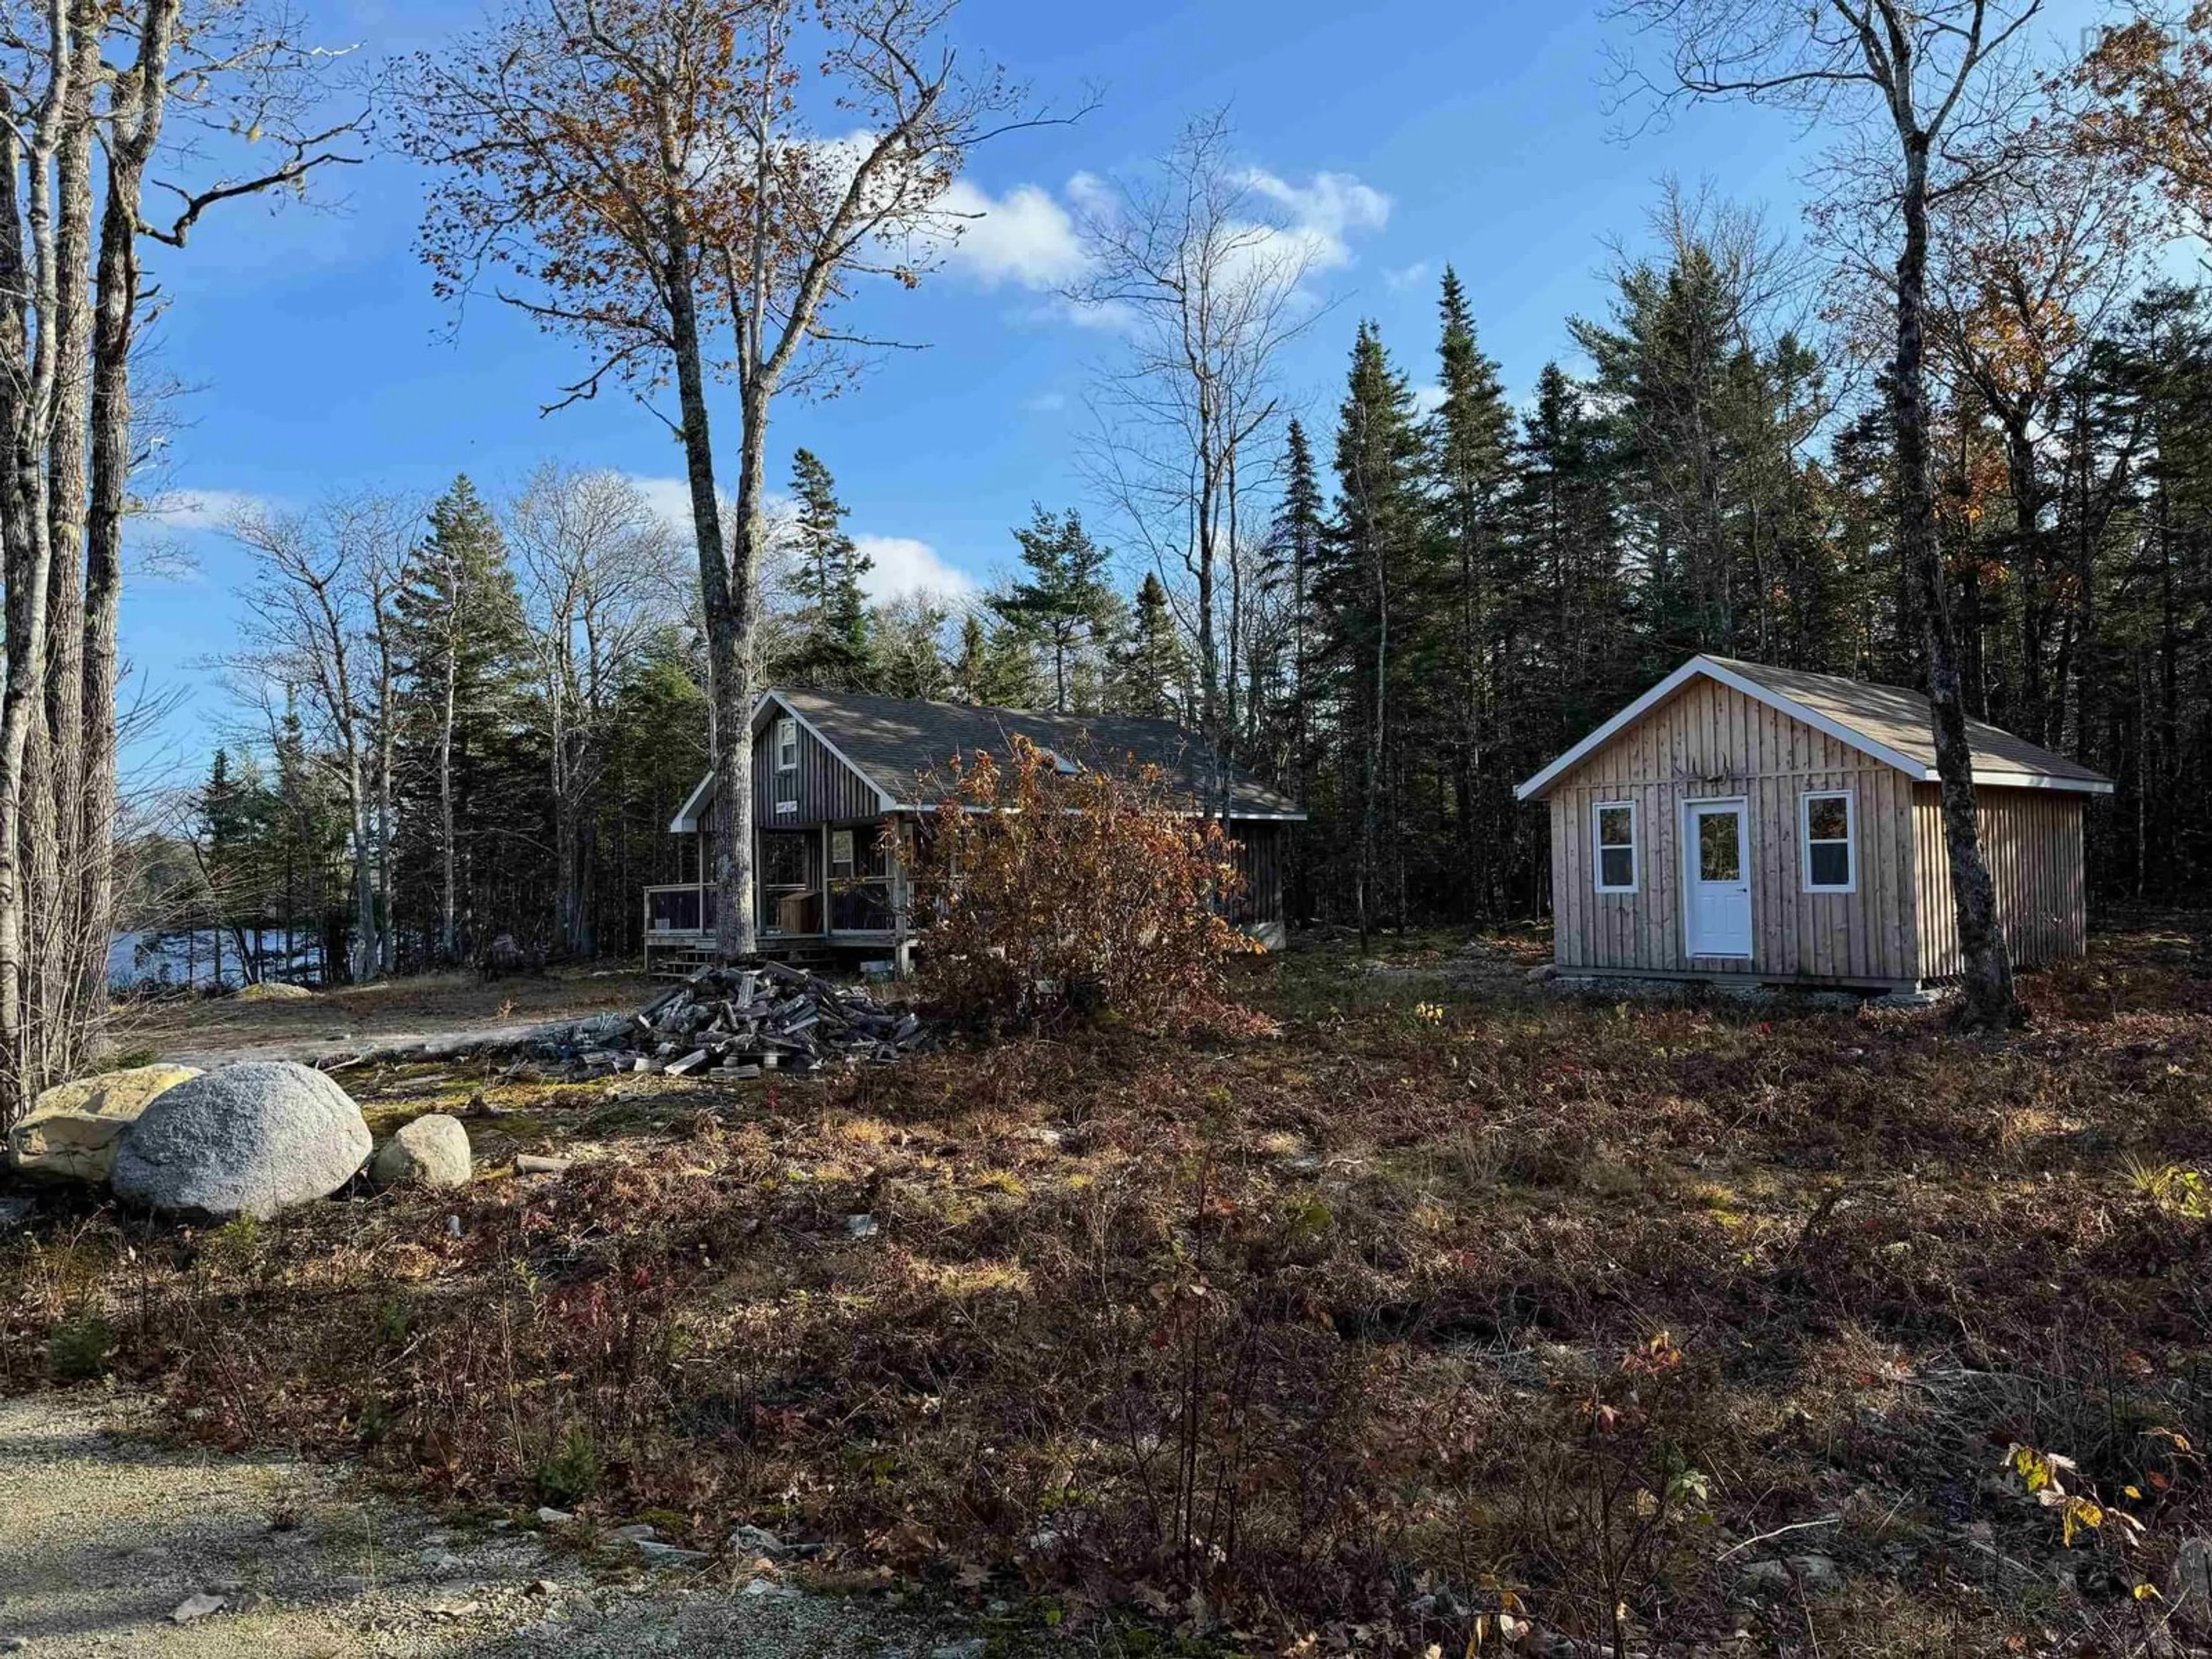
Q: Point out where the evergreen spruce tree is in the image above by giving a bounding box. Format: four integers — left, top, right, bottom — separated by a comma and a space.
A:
393, 476, 525, 963
1427, 267, 1516, 915
993, 506, 1117, 711
778, 448, 876, 688
1316, 322, 1432, 941
1111, 573, 1191, 720
1260, 419, 1323, 763
1504, 362, 1629, 765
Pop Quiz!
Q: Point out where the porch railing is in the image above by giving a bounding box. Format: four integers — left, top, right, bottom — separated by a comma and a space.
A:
643, 883, 716, 934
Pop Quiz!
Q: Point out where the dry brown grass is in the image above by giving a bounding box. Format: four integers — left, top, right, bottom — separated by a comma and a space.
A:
120, 967, 659, 1057
6, 918, 2210, 1656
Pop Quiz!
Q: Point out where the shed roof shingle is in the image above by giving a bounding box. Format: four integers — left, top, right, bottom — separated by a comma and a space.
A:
1702, 657, 2110, 787
1516, 654, 2113, 798
769, 688, 1304, 818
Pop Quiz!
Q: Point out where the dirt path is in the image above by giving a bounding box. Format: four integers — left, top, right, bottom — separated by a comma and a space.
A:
0, 1389, 965, 1658
122, 973, 658, 1072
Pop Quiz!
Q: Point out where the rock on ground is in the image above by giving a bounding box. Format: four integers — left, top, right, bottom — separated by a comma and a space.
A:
370, 1113, 471, 1191
0, 1388, 973, 1658
109, 1062, 371, 1221
234, 981, 316, 1003
6, 1065, 200, 1182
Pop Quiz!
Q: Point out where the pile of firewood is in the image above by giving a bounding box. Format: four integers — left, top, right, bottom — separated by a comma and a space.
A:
540, 961, 924, 1080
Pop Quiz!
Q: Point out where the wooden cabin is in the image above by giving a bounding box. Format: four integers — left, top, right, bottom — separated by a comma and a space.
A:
1514, 656, 2112, 990
644, 688, 1305, 974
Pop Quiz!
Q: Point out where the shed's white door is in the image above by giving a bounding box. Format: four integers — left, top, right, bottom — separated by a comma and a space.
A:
1684, 800, 1752, 959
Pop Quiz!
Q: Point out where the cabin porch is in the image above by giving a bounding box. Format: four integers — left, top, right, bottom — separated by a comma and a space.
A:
642, 820, 911, 978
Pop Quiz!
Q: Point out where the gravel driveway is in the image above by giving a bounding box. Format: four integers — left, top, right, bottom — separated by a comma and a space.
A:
0, 1389, 969, 1657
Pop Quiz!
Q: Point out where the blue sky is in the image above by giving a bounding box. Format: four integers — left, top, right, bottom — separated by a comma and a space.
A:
128, 0, 2111, 782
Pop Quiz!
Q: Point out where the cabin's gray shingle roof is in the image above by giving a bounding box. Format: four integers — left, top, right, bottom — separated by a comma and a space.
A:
774, 688, 1304, 818
1704, 657, 2111, 788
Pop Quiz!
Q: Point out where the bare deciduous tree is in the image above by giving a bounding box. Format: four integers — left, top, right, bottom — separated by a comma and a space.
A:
0, 0, 365, 1122
405, 0, 1064, 959
1607, 0, 2049, 1028
221, 494, 412, 984
1071, 109, 1323, 805
508, 464, 684, 958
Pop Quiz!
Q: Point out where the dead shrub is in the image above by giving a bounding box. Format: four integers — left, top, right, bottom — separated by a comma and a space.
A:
910, 734, 1259, 1032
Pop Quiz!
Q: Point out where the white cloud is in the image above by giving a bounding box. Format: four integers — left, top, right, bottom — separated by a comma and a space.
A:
626, 475, 796, 543
1412, 382, 1448, 416
146, 487, 269, 530
627, 474, 699, 537
1241, 168, 1392, 271
626, 477, 969, 604
1385, 260, 1435, 292
934, 160, 1392, 310
1022, 389, 1070, 414
938, 179, 1086, 291
854, 534, 978, 603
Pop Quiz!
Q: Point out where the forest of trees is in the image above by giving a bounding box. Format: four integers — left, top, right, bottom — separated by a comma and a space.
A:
134, 458, 1210, 979
111, 2, 2212, 993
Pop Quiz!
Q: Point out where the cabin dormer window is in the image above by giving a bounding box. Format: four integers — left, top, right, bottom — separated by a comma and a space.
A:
1593, 800, 1638, 893
1801, 789, 1855, 892
775, 716, 798, 774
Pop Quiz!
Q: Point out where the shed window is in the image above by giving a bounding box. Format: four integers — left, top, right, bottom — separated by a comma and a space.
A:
774, 716, 798, 773
1593, 801, 1638, 893
1801, 790, 1855, 892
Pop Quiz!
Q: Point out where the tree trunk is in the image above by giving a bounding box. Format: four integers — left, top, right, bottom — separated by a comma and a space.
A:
1894, 139, 2018, 1029
0, 44, 74, 1120
667, 265, 755, 959
439, 649, 459, 961
80, 0, 180, 1022
349, 761, 376, 983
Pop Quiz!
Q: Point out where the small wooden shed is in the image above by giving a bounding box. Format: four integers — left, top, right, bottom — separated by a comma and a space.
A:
1514, 656, 2112, 990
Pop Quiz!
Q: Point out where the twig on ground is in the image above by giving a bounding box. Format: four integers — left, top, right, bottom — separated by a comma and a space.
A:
1717, 1516, 1842, 1561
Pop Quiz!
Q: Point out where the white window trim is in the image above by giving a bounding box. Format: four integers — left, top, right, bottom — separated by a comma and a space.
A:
1800, 787, 1857, 895
1592, 799, 1639, 894
774, 716, 798, 774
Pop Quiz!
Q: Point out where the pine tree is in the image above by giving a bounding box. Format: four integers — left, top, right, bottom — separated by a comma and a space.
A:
1505, 362, 1628, 748
1427, 267, 1516, 915
393, 476, 525, 963
194, 749, 277, 984
778, 448, 876, 689
1112, 573, 1191, 719
1315, 323, 1431, 941
1259, 420, 1323, 767
993, 506, 1117, 711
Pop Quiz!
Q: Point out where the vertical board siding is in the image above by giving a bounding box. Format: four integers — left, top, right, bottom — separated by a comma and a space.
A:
704, 714, 886, 834
1910, 786, 2087, 978
1546, 680, 1918, 983
1228, 823, 1286, 927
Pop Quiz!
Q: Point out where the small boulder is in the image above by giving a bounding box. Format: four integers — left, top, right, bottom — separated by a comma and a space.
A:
6, 1064, 200, 1181
371, 1114, 471, 1191
110, 1062, 371, 1221
234, 980, 314, 1003
169, 1593, 225, 1624
634, 1539, 709, 1567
